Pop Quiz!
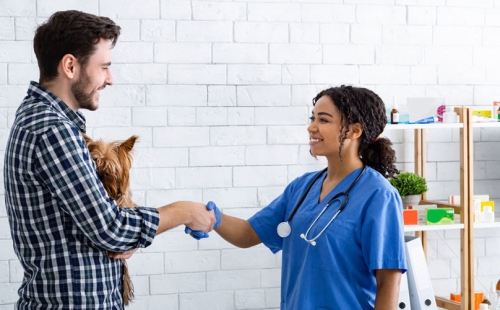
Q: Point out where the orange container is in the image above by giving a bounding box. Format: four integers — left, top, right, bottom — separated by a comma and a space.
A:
450, 293, 461, 302
474, 292, 484, 310
449, 292, 484, 309
403, 209, 418, 225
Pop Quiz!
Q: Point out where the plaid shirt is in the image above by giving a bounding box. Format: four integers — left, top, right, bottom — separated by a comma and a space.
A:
4, 82, 160, 309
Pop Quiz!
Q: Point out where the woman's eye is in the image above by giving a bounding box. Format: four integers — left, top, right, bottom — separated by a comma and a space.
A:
309, 116, 315, 123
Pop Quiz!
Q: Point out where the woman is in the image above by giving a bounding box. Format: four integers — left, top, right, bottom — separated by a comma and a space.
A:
214, 85, 407, 310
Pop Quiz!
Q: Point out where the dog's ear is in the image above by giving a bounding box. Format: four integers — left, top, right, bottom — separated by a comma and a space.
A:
82, 133, 93, 145
120, 135, 139, 153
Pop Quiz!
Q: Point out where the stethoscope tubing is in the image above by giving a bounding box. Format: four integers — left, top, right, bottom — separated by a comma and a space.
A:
278, 166, 366, 242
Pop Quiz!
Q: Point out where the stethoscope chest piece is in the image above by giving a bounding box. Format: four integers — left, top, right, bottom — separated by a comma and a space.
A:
277, 221, 291, 238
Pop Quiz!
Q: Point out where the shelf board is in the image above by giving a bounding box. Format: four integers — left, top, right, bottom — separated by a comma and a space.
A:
385, 123, 463, 130
474, 220, 500, 229
404, 223, 464, 232
472, 121, 500, 128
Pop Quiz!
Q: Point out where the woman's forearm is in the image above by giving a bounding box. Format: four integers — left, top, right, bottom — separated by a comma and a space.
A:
215, 213, 261, 248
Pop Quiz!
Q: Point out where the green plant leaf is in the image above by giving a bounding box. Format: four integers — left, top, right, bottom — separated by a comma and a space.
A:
389, 171, 428, 198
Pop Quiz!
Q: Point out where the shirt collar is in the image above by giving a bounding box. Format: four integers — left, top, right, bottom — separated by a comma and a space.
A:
28, 81, 87, 133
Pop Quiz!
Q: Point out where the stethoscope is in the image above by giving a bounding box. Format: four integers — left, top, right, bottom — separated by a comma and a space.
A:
276, 166, 366, 246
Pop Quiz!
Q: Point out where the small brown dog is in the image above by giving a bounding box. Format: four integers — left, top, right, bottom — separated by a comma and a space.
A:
84, 133, 139, 305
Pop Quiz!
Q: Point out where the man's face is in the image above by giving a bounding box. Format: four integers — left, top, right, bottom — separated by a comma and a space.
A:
71, 39, 114, 111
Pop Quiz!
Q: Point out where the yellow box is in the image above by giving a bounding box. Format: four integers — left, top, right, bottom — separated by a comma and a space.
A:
472, 109, 492, 118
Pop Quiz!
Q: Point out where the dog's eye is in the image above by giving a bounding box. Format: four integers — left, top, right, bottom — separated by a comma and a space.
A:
99, 172, 107, 180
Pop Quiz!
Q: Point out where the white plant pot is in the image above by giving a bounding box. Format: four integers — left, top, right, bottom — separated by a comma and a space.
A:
401, 194, 421, 209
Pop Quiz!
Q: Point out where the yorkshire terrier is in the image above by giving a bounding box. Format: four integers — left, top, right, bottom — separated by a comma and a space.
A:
83, 133, 139, 305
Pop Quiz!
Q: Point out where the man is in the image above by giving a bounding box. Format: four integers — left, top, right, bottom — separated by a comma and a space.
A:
3, 10, 215, 309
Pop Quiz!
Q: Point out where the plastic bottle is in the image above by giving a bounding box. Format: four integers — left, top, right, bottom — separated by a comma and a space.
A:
496, 277, 500, 296
491, 283, 499, 310
391, 96, 399, 124
483, 206, 495, 223
482, 297, 492, 308
494, 295, 500, 310
443, 106, 458, 123
497, 107, 500, 120
480, 302, 490, 309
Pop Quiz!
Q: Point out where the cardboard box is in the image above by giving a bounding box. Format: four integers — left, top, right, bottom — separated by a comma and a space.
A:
425, 208, 454, 225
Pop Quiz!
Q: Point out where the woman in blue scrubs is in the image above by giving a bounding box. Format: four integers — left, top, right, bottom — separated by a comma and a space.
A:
214, 85, 407, 310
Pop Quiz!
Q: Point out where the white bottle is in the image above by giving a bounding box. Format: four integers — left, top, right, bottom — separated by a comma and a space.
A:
479, 303, 489, 310
495, 295, 500, 310
443, 106, 458, 123
491, 283, 499, 310
483, 206, 495, 223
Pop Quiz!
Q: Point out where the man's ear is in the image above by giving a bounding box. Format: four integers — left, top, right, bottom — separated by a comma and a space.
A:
60, 54, 78, 79
348, 123, 363, 140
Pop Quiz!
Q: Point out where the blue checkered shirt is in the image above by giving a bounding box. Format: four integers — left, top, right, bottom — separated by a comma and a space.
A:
4, 82, 160, 309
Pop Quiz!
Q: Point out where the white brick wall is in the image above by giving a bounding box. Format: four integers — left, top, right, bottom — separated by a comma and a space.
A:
1, 1, 500, 309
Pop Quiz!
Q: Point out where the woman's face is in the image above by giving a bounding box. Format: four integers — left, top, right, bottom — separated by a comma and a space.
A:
307, 95, 344, 157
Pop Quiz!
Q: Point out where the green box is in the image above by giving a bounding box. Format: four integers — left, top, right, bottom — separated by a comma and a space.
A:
425, 208, 454, 225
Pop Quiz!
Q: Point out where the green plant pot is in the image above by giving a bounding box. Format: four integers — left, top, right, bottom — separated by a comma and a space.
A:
401, 195, 421, 209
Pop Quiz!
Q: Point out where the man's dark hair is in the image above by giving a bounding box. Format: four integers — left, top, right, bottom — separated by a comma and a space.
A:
33, 10, 121, 84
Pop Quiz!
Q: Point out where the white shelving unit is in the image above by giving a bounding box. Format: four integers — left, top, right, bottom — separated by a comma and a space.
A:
385, 109, 471, 310
404, 223, 464, 232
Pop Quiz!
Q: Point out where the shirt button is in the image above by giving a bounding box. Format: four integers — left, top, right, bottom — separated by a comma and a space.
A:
80, 125, 85, 130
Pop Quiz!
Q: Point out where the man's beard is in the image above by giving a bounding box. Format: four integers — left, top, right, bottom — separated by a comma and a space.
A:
71, 70, 99, 111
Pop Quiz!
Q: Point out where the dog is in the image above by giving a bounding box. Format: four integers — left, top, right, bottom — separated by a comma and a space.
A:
83, 133, 139, 305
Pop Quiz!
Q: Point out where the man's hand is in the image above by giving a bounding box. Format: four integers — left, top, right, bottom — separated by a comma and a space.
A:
184, 201, 217, 232
185, 202, 221, 240
155, 201, 216, 236
108, 248, 138, 259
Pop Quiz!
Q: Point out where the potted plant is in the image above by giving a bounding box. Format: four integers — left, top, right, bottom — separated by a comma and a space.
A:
389, 171, 428, 208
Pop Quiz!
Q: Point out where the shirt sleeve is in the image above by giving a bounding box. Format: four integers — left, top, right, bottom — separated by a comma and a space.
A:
361, 187, 407, 273
248, 178, 300, 254
34, 123, 159, 252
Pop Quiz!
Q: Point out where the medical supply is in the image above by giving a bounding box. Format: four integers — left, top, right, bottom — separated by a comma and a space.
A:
391, 96, 399, 124
480, 303, 489, 310
277, 167, 366, 246
496, 276, 500, 295
437, 104, 445, 122
490, 283, 499, 310
443, 106, 458, 123
408, 204, 437, 224
482, 206, 495, 223
473, 109, 493, 118
450, 293, 461, 302
448, 194, 489, 205
494, 101, 500, 120
409, 116, 437, 124
481, 201, 495, 212
476, 292, 486, 310
403, 209, 418, 225
425, 208, 454, 225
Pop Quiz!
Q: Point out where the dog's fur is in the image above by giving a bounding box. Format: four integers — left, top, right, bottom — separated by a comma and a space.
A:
84, 134, 139, 305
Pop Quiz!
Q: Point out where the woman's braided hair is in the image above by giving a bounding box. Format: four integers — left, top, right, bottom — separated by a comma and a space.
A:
312, 85, 399, 179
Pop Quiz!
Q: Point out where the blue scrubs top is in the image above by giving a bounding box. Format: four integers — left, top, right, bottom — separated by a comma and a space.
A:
248, 167, 407, 310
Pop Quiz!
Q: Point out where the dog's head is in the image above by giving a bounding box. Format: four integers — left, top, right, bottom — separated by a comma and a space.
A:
84, 134, 138, 207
